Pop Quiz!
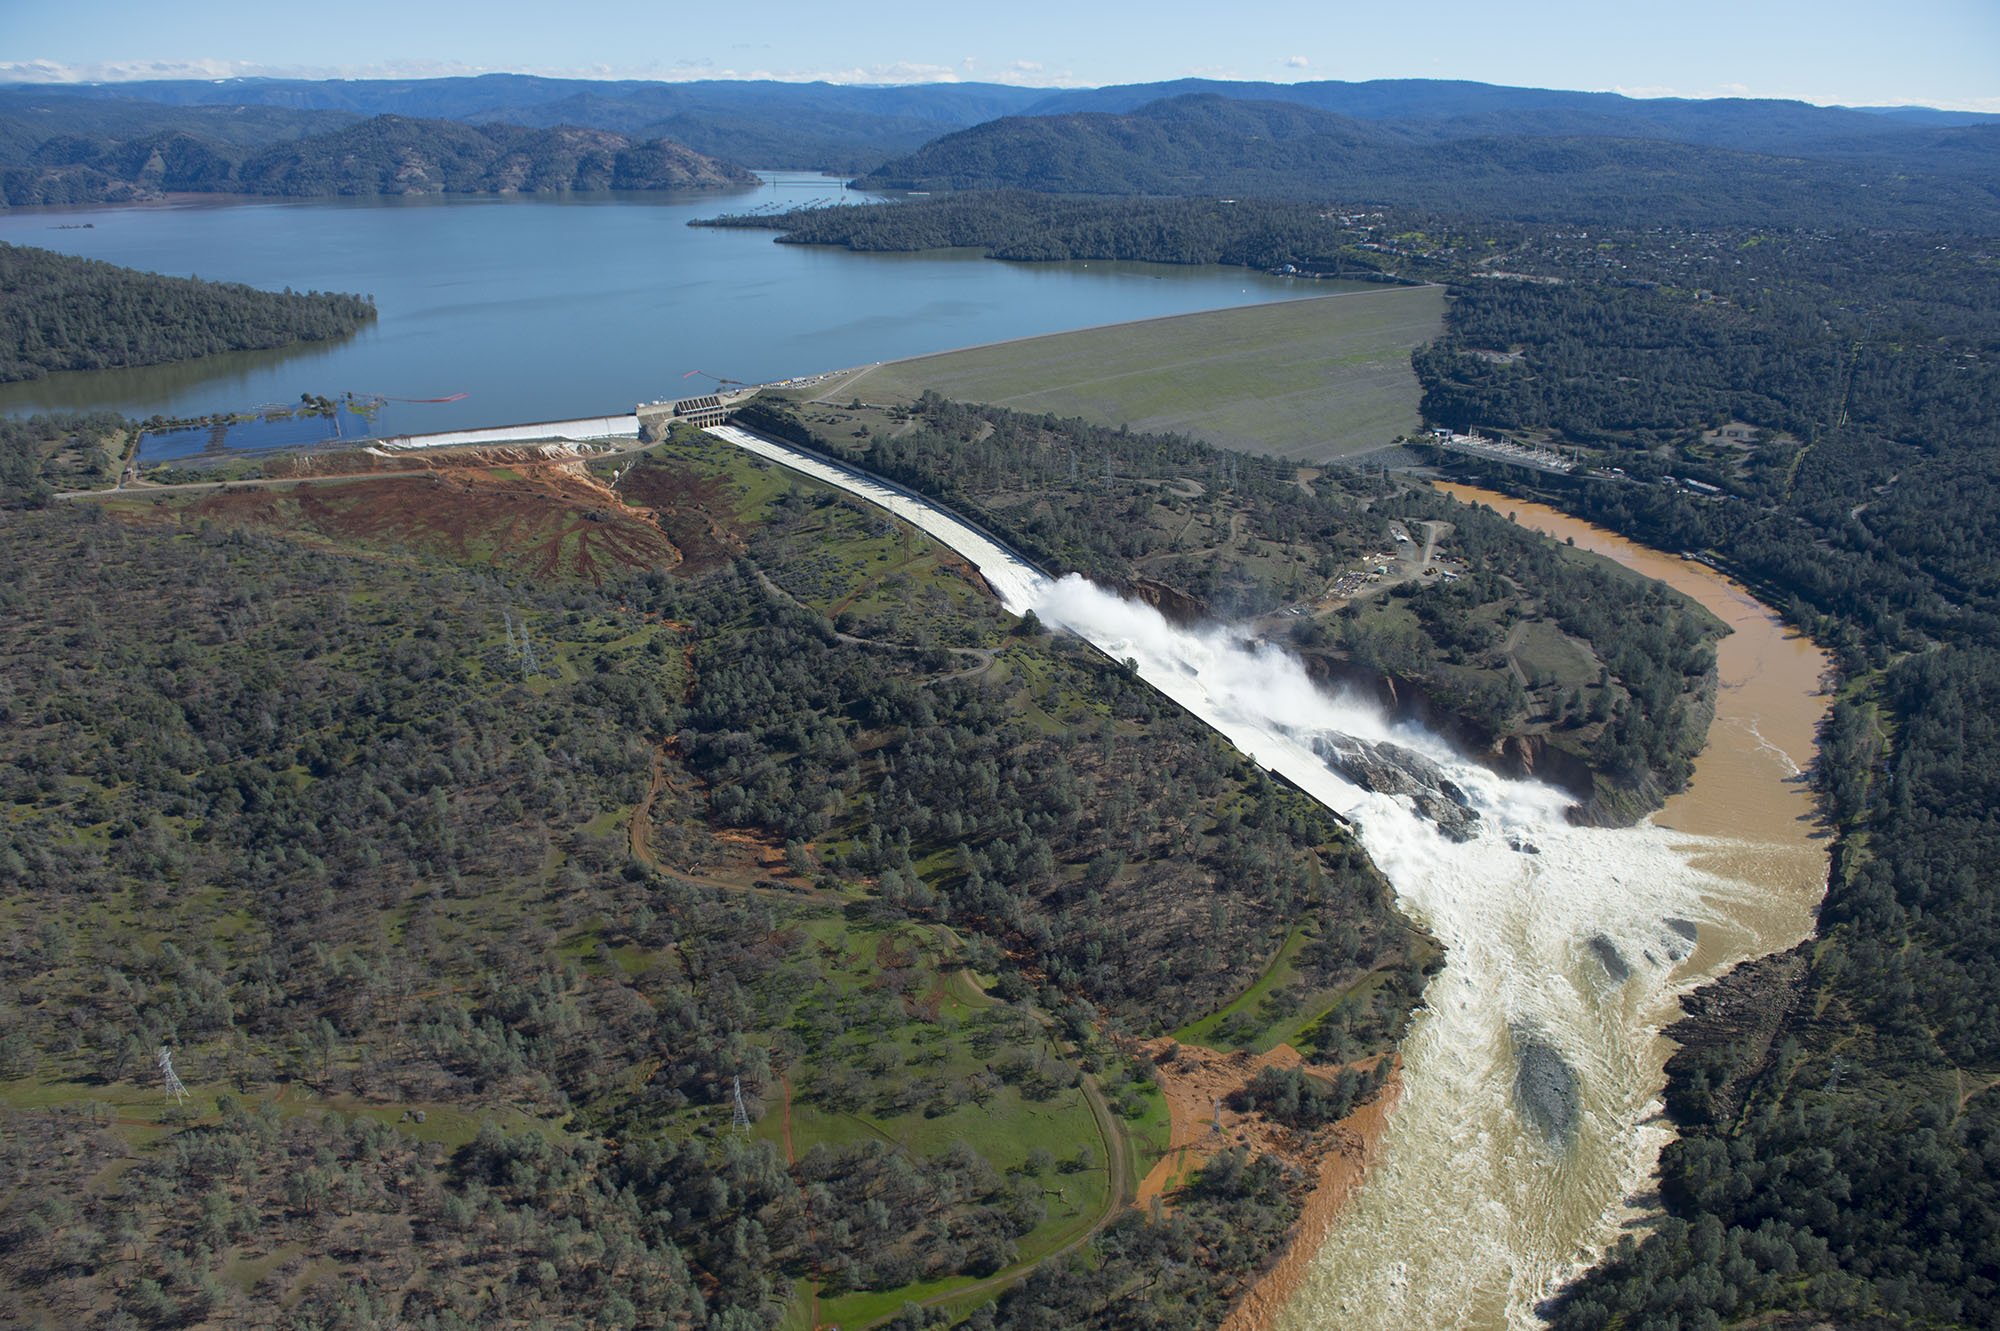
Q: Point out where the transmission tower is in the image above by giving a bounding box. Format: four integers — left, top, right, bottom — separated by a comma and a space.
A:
157, 1046, 189, 1105
502, 611, 540, 680
731, 1076, 751, 1134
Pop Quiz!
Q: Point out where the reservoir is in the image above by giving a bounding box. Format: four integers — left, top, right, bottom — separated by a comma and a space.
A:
0, 175, 1337, 455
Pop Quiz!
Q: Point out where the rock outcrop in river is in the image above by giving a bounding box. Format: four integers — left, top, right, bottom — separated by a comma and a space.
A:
1588, 934, 1632, 984
1512, 1030, 1581, 1147
1311, 734, 1481, 841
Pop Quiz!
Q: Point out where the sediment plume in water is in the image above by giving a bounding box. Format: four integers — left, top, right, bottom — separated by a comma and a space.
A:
1025, 576, 1791, 1330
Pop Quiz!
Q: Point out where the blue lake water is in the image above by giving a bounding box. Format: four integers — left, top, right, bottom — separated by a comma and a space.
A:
0, 175, 1340, 457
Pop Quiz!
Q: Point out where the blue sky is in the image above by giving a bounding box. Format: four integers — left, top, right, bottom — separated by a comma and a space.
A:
4, 0, 1997, 112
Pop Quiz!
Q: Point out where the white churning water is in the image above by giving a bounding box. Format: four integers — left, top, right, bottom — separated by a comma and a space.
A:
710, 426, 1819, 1329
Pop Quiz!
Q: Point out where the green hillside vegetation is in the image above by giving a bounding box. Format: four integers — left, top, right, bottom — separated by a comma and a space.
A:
738, 394, 1720, 822
0, 245, 376, 384
17, 80, 1997, 220
0, 112, 754, 206
828, 287, 1442, 461
0, 411, 131, 505
1412, 224, 2000, 656
697, 191, 1407, 277
0, 430, 1418, 1328
0, 95, 355, 155
238, 116, 756, 197
15, 73, 1998, 179
850, 96, 2000, 231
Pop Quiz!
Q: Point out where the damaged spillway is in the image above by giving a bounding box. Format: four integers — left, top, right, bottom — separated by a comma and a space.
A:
707, 426, 1824, 1330
1025, 576, 1769, 1331
1312, 734, 1481, 842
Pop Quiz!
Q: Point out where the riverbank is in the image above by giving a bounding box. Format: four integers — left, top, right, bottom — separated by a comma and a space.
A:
1434, 482, 1831, 952
1218, 1068, 1401, 1331
1132, 1040, 1397, 1217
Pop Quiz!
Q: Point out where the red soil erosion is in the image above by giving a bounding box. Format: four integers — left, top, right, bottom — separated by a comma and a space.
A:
175, 447, 752, 586
1133, 1038, 1400, 1331
615, 463, 748, 576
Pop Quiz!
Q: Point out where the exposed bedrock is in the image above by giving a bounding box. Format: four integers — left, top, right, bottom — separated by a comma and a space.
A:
1512, 1029, 1581, 1147
1588, 934, 1632, 984
1311, 733, 1482, 842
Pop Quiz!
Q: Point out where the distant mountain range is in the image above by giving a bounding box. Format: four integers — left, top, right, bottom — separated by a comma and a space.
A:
0, 106, 755, 206
4, 73, 1995, 226
9, 73, 1995, 172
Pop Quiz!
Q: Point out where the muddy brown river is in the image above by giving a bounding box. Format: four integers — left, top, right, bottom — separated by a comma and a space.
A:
1266, 483, 1834, 1331
1436, 482, 1834, 970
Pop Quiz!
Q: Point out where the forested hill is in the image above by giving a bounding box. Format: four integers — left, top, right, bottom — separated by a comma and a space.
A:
732, 393, 1721, 824
698, 193, 1412, 275
0, 433, 1429, 1329
0, 111, 755, 206
0, 243, 375, 383
853, 95, 2000, 231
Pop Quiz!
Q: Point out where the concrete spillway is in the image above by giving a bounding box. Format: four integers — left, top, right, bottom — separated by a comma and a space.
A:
707, 425, 1050, 614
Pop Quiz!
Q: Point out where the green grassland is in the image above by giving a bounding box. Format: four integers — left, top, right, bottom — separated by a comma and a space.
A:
814, 285, 1445, 462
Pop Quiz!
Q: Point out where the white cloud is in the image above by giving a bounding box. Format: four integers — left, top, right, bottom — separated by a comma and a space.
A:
1284, 55, 1310, 70
1, 57, 249, 83
0, 56, 505, 84
0, 56, 1101, 90
757, 61, 966, 84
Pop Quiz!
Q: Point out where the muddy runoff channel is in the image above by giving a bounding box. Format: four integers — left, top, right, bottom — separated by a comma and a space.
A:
708, 429, 1832, 1328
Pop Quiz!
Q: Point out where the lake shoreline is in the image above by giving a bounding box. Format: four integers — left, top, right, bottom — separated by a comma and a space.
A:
0, 189, 1323, 436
